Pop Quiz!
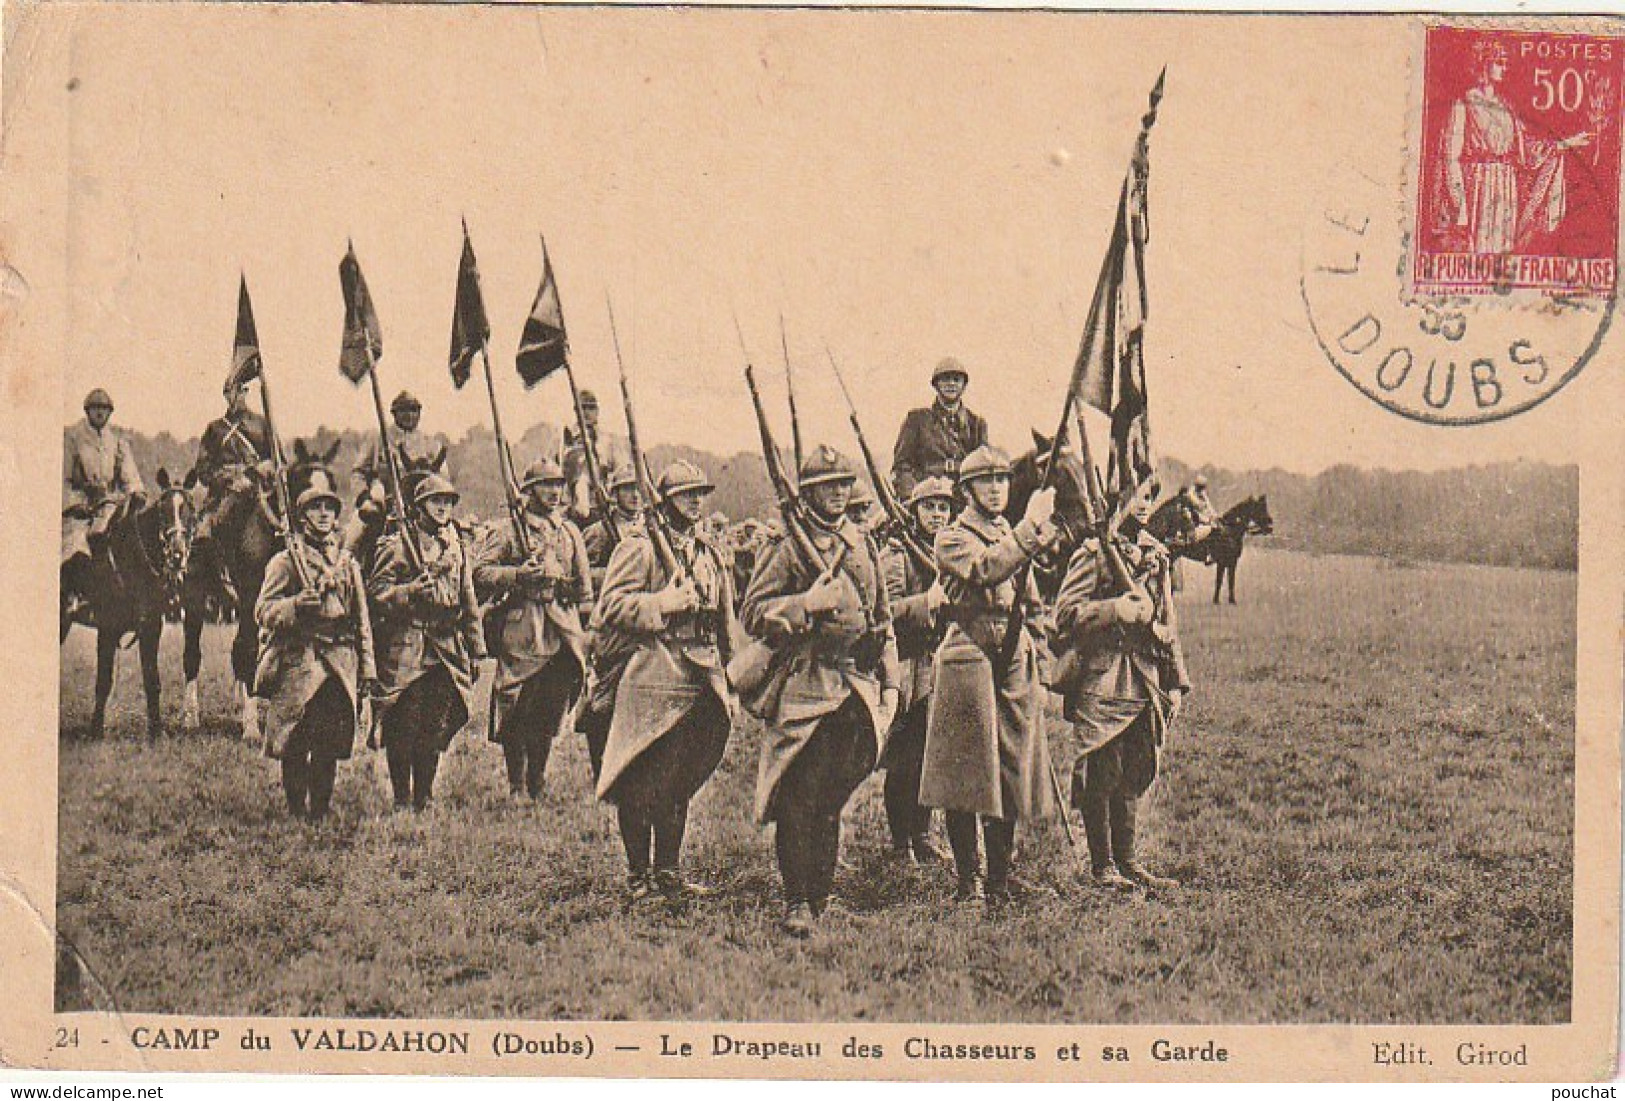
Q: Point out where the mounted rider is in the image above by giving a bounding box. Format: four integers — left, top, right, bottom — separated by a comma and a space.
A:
192, 377, 273, 553
62, 388, 146, 614
890, 357, 988, 501
561, 388, 603, 529
347, 390, 443, 552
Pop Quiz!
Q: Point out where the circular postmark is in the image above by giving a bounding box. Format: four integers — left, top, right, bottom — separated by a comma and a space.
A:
1302, 173, 1615, 426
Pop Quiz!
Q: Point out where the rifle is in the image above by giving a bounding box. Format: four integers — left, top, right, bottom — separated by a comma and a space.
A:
743, 361, 848, 582
361, 350, 427, 574
825, 345, 934, 579
606, 296, 683, 583
780, 314, 805, 472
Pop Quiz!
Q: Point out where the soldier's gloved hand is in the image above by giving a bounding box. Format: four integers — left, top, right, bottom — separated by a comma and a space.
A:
657, 576, 700, 616
1113, 590, 1153, 626
293, 589, 324, 619
926, 580, 949, 616
518, 562, 552, 588
1023, 487, 1056, 529
802, 573, 845, 615
1149, 620, 1175, 648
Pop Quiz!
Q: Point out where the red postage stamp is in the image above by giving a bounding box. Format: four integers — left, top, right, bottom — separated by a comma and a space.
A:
1412, 25, 1623, 298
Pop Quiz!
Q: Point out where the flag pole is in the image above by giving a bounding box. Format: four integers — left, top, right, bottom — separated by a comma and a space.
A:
363, 346, 426, 571
252, 334, 313, 590
478, 335, 532, 560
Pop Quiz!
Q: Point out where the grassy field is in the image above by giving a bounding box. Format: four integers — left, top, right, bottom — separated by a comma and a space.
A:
55, 548, 1575, 1024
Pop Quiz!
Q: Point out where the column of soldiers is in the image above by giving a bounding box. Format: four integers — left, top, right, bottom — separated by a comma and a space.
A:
66, 356, 1190, 933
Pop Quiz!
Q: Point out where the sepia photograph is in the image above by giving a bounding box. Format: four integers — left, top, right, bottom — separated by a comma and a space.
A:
2, 2, 1621, 1082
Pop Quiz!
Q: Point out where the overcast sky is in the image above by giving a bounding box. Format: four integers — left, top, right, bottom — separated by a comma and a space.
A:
19, 7, 1612, 471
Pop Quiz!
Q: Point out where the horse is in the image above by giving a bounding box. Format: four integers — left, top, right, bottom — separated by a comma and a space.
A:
1006, 430, 1099, 603
62, 469, 195, 740
179, 439, 341, 738
1147, 493, 1274, 605
342, 443, 449, 576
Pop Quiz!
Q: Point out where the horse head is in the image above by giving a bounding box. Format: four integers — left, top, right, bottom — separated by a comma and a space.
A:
1009, 430, 1096, 575
395, 443, 448, 505
1224, 494, 1274, 536
152, 467, 197, 593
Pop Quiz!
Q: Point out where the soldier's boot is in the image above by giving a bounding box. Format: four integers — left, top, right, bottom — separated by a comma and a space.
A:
502, 741, 527, 800
617, 806, 658, 908
774, 823, 814, 935
946, 811, 984, 904
653, 804, 715, 901
982, 816, 1016, 913
386, 746, 413, 810
911, 832, 949, 867
306, 758, 337, 822
525, 736, 553, 801
281, 756, 309, 819
412, 745, 439, 812
1111, 797, 1178, 892
1082, 793, 1135, 892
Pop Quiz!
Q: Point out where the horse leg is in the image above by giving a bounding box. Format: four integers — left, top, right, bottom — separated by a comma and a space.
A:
181, 606, 204, 730
228, 608, 259, 743
90, 628, 118, 740
1212, 564, 1223, 605
1227, 561, 1237, 604
139, 619, 163, 740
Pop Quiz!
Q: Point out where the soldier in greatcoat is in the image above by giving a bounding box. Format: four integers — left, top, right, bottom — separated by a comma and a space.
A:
590, 460, 737, 905
1053, 491, 1189, 892
367, 473, 486, 812
474, 458, 593, 801
890, 358, 988, 500
921, 445, 1058, 909
877, 475, 955, 865
740, 446, 899, 938
581, 464, 644, 595
253, 478, 374, 821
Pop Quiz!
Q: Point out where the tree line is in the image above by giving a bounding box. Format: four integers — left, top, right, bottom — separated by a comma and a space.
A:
116, 424, 1578, 572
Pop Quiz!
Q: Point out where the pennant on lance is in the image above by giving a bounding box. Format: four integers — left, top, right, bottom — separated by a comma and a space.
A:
226, 275, 263, 391
338, 240, 383, 384
448, 221, 490, 390
515, 237, 569, 388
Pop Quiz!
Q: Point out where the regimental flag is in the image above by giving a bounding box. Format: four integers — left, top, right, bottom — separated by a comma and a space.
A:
1071, 69, 1163, 506
227, 274, 263, 390
338, 240, 384, 384
448, 221, 490, 389
515, 237, 569, 388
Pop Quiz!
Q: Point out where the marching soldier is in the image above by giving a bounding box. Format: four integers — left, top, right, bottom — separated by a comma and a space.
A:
253, 477, 374, 821
348, 390, 442, 551
740, 446, 899, 937
62, 389, 145, 613
590, 460, 737, 905
878, 476, 955, 865
367, 474, 486, 812
1053, 491, 1189, 892
581, 464, 644, 595
890, 358, 988, 500
562, 389, 603, 528
474, 458, 593, 801
921, 445, 1058, 910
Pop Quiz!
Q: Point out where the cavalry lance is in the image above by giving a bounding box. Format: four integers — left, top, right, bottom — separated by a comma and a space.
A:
245, 287, 314, 591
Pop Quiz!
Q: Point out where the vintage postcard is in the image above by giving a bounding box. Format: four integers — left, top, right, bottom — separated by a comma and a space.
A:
0, 4, 1620, 1084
